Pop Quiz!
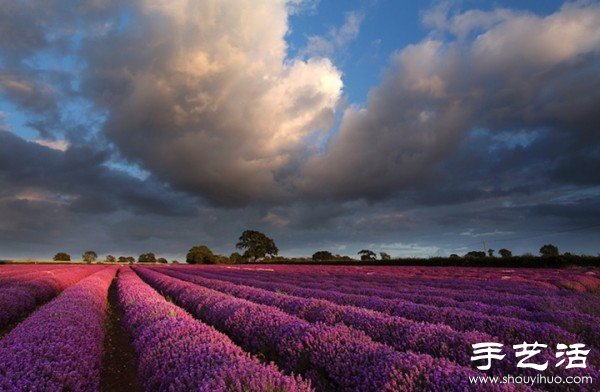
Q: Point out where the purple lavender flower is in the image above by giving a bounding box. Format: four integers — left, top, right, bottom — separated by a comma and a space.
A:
0, 267, 115, 391
0, 266, 104, 328
135, 267, 499, 392
117, 268, 312, 392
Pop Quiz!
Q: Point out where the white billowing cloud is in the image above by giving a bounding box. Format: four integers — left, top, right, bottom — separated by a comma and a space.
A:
299, 1, 600, 200
470, 3, 600, 71
2, 0, 600, 210
88, 0, 342, 205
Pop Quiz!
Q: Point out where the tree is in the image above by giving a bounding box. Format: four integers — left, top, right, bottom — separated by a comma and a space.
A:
157, 257, 168, 264
449, 254, 461, 259
186, 245, 216, 264
53, 252, 71, 261
82, 250, 98, 264
229, 252, 244, 263
358, 249, 376, 261
105, 254, 116, 263
487, 249, 495, 257
171, 260, 180, 264
498, 249, 512, 258
138, 253, 157, 263
236, 230, 278, 261
540, 244, 559, 257
312, 251, 333, 261
379, 252, 391, 261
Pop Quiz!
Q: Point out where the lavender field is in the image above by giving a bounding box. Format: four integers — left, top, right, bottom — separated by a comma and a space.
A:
0, 264, 598, 391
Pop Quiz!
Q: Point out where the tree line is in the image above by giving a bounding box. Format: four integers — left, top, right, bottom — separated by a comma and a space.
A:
52, 231, 591, 266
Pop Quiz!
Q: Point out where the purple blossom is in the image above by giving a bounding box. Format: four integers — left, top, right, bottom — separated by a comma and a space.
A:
135, 267, 501, 392
117, 268, 312, 392
0, 267, 115, 391
0, 266, 104, 328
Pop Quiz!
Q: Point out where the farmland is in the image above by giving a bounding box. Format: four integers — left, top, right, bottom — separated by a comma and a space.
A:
0, 264, 598, 391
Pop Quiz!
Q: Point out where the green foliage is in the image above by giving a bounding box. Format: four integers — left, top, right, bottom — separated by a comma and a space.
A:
540, 244, 559, 257
312, 251, 333, 261
236, 230, 278, 261
118, 256, 135, 263
82, 250, 98, 263
157, 257, 168, 264
186, 245, 216, 264
138, 252, 157, 263
358, 249, 376, 261
498, 248, 512, 258
53, 252, 71, 261
105, 254, 116, 263
229, 252, 244, 263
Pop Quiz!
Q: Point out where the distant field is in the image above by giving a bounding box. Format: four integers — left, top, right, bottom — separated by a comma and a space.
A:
0, 264, 598, 391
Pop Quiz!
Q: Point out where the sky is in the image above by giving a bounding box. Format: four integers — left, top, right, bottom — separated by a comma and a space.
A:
0, 0, 599, 260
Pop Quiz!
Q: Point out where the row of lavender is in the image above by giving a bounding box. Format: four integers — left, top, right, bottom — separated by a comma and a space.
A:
0, 268, 115, 390
216, 265, 600, 293
156, 268, 600, 371
0, 265, 104, 329
161, 268, 600, 372
0, 267, 312, 391
1, 264, 596, 391
181, 265, 600, 336
173, 266, 598, 350
190, 265, 600, 315
0, 264, 72, 279
240, 268, 600, 344
152, 267, 506, 369
135, 267, 519, 391
116, 268, 310, 391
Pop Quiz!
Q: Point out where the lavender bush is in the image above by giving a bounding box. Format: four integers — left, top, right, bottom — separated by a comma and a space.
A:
0, 266, 103, 328
117, 268, 312, 392
0, 267, 115, 391
135, 267, 506, 392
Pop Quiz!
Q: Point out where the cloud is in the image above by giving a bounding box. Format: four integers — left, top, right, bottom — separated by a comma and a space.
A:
0, 130, 196, 217
300, 10, 365, 58
299, 1, 600, 200
460, 229, 514, 238
1, 1, 600, 258
286, 0, 320, 15
79, 0, 342, 206
32, 138, 70, 151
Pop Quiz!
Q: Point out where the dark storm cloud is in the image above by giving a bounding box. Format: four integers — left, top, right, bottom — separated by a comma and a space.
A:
0, 130, 196, 216
2, 0, 598, 206
0, 1, 599, 258
527, 198, 600, 224
300, 2, 600, 200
